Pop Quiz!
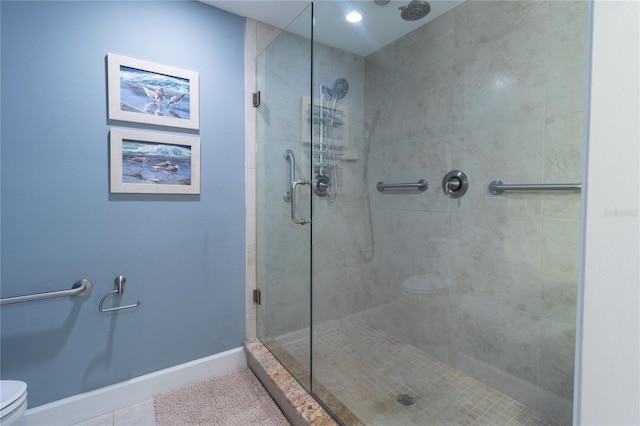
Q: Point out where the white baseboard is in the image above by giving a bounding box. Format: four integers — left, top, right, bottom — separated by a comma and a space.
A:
22, 347, 246, 426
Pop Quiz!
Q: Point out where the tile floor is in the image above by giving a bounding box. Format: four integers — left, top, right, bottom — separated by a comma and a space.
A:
70, 399, 156, 426
282, 319, 562, 426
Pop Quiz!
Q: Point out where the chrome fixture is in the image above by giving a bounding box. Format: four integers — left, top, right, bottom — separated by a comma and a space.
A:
442, 170, 469, 198
98, 275, 140, 313
0, 279, 93, 305
399, 0, 431, 21
314, 174, 330, 197
489, 180, 582, 195
377, 179, 428, 192
290, 179, 311, 225
329, 78, 349, 101
318, 77, 349, 203
283, 149, 311, 225
283, 150, 295, 202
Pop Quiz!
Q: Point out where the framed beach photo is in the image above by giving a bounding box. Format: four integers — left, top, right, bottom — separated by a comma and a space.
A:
107, 53, 199, 130
110, 128, 200, 194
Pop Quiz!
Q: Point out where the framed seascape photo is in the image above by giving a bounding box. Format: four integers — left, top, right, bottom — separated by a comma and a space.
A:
107, 53, 199, 130
110, 129, 200, 194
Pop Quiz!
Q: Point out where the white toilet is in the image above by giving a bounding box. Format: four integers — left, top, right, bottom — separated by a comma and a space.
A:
0, 380, 27, 425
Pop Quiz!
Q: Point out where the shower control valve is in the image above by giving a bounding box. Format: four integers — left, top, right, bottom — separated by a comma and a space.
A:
443, 170, 469, 198
313, 174, 330, 197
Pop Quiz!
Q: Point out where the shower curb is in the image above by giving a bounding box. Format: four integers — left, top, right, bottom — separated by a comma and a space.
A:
245, 338, 338, 426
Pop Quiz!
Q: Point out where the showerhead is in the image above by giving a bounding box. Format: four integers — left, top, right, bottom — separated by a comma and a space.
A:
331, 78, 349, 100
399, 0, 431, 21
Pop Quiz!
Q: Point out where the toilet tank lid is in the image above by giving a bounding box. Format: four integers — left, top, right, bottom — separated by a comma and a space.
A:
0, 380, 27, 410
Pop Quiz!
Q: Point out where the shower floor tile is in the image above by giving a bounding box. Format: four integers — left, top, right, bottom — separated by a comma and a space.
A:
281, 319, 561, 426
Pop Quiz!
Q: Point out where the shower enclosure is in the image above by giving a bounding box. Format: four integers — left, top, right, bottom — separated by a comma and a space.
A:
255, 1, 588, 424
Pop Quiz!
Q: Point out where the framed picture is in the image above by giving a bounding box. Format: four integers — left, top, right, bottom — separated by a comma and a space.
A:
301, 96, 349, 143
110, 128, 200, 194
107, 53, 199, 130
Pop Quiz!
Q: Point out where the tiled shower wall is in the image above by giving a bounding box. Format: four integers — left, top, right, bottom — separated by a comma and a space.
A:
363, 1, 586, 423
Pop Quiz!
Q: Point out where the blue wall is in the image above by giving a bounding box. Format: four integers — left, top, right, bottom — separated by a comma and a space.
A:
0, 1, 246, 407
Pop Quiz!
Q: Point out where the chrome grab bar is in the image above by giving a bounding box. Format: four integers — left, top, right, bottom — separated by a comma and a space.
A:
377, 179, 428, 192
99, 275, 140, 313
283, 150, 295, 203
489, 180, 582, 195
0, 279, 93, 305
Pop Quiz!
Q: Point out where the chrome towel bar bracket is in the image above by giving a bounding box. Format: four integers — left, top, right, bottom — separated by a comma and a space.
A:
99, 275, 140, 313
489, 180, 582, 195
0, 279, 93, 305
377, 179, 428, 192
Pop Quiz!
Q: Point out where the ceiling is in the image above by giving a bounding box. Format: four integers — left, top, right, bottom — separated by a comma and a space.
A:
203, 1, 309, 31
202, 0, 463, 57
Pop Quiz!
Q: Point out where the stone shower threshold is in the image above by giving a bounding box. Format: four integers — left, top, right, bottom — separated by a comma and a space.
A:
245, 337, 363, 425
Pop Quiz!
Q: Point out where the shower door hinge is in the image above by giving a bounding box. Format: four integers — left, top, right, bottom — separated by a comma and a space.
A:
253, 288, 262, 305
252, 91, 261, 107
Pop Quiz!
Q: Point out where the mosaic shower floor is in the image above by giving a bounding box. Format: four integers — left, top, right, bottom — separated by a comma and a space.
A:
280, 319, 561, 426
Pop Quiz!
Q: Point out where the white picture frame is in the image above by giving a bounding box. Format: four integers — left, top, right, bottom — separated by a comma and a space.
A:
107, 53, 199, 130
110, 128, 200, 194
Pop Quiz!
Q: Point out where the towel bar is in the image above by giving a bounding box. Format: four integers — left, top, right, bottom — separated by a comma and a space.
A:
0, 279, 93, 305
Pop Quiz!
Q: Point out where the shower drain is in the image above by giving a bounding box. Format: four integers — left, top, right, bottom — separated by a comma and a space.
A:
396, 394, 415, 406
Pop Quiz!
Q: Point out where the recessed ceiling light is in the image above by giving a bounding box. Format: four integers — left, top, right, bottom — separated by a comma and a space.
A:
346, 11, 362, 23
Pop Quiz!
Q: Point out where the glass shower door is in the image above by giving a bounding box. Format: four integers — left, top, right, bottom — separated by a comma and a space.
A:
255, 4, 314, 391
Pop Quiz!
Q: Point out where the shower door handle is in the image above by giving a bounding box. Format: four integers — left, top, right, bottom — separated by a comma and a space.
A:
291, 179, 310, 225
284, 150, 309, 225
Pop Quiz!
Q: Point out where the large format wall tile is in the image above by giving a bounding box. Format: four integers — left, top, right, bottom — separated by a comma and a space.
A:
449, 293, 540, 388
264, 274, 311, 336
370, 134, 453, 213
449, 213, 542, 314
543, 112, 584, 220
545, 1, 589, 117
393, 8, 454, 76
452, 120, 544, 217
537, 318, 576, 424
364, 47, 395, 145
372, 208, 451, 290
540, 219, 580, 324
453, 1, 549, 53
312, 206, 369, 271
257, 33, 311, 144
455, 11, 548, 130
